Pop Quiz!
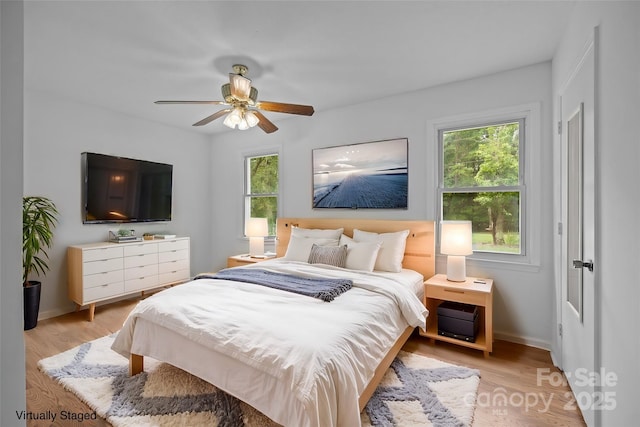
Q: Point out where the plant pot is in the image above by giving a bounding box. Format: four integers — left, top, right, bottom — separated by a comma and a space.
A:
24, 281, 41, 330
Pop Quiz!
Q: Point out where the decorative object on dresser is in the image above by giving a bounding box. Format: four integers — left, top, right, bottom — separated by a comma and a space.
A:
67, 237, 190, 321
440, 220, 473, 282
420, 274, 494, 356
245, 217, 269, 257
23, 196, 59, 330
109, 229, 141, 243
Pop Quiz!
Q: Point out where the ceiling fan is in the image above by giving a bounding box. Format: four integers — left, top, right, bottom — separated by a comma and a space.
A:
155, 64, 314, 134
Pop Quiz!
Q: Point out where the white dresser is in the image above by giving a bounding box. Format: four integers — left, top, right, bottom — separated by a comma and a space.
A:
68, 237, 190, 321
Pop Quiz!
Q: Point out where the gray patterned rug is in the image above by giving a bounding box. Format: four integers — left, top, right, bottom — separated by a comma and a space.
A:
38, 333, 479, 426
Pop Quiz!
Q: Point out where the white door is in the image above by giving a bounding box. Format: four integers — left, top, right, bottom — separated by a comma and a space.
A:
560, 31, 597, 427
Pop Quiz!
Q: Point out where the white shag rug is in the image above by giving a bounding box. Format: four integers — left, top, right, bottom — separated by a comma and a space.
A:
38, 333, 479, 426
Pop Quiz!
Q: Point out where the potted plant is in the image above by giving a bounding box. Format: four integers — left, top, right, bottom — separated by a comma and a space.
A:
23, 196, 59, 330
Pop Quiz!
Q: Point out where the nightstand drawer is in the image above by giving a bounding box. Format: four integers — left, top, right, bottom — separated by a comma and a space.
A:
426, 286, 487, 306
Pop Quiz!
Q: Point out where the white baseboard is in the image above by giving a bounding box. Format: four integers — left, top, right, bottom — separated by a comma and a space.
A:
494, 330, 551, 351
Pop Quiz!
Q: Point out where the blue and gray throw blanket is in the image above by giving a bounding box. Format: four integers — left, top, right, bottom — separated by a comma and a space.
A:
196, 268, 353, 302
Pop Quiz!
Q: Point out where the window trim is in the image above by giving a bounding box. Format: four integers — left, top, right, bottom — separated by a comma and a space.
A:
439, 118, 526, 256
243, 150, 280, 238
430, 103, 541, 267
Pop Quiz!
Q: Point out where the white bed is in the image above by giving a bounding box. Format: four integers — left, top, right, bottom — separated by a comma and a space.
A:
112, 218, 435, 427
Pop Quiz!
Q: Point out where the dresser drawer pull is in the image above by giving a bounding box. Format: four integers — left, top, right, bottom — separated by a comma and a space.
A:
444, 289, 466, 294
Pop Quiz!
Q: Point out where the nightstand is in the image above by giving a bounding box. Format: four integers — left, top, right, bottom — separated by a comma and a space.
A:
419, 273, 494, 356
227, 254, 275, 268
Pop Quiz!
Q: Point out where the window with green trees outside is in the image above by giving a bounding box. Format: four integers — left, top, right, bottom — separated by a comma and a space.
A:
440, 120, 524, 254
245, 153, 278, 237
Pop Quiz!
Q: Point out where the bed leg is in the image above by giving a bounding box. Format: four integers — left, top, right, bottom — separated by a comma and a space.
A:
130, 354, 144, 376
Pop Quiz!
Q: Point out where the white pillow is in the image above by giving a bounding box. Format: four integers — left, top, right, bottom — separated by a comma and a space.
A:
291, 226, 343, 239
352, 229, 410, 273
339, 235, 382, 272
284, 235, 340, 262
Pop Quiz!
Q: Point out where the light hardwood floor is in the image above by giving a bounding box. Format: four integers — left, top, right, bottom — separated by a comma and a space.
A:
25, 297, 586, 427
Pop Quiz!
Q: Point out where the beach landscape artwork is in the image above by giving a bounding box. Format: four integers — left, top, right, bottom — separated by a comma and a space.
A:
312, 138, 408, 209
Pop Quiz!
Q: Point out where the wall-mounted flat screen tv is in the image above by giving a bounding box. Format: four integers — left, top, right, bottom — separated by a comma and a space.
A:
82, 152, 173, 223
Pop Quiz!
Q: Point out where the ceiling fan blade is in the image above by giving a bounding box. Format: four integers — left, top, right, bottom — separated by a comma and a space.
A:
192, 109, 231, 126
155, 100, 227, 105
256, 101, 314, 116
253, 111, 279, 134
229, 73, 252, 101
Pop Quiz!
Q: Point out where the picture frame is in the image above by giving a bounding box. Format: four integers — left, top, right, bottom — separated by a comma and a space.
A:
312, 138, 408, 209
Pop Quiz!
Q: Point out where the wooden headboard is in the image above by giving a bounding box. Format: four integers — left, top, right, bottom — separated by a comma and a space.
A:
276, 218, 435, 279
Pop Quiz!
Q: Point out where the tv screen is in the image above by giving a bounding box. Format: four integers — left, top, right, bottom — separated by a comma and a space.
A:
82, 152, 173, 223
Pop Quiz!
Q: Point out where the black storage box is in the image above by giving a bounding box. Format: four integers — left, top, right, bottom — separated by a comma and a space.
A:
437, 301, 479, 342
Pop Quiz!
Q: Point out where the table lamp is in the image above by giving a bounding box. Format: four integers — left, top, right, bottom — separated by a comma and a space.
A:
245, 217, 269, 257
440, 220, 473, 282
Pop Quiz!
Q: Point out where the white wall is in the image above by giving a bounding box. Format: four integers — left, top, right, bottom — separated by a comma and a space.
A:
552, 3, 640, 425
24, 89, 213, 319
210, 62, 555, 348
0, 1, 26, 424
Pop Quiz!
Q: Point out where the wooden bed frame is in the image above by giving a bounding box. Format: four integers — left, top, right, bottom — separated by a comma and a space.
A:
130, 217, 435, 414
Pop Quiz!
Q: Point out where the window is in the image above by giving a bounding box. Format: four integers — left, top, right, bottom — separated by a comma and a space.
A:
244, 153, 279, 237
439, 119, 524, 255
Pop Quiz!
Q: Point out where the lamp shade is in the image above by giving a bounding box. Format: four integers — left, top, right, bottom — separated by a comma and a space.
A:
245, 217, 268, 237
440, 221, 473, 256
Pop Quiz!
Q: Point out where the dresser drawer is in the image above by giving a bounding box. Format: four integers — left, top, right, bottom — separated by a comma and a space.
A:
158, 258, 189, 274
125, 264, 158, 280
158, 248, 188, 263
82, 246, 123, 262
125, 275, 159, 292
83, 269, 124, 289
124, 253, 159, 268
124, 242, 158, 257
158, 239, 189, 252
83, 257, 123, 275
158, 269, 190, 284
426, 285, 487, 306
83, 281, 125, 302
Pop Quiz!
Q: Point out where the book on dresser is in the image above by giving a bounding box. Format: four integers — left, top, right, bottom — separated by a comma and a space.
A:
67, 237, 191, 321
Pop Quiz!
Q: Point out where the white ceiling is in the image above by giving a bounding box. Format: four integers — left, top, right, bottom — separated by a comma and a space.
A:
24, 1, 576, 135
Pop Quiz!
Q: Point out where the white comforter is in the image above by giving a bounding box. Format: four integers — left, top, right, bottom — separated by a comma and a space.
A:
112, 259, 427, 427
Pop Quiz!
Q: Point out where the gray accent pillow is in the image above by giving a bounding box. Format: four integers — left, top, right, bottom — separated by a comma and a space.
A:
308, 243, 348, 268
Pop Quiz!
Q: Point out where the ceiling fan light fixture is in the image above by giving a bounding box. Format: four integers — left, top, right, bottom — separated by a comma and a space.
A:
223, 108, 242, 128
223, 107, 259, 130
245, 110, 259, 128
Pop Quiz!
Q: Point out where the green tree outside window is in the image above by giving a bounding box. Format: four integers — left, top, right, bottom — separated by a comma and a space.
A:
441, 121, 523, 254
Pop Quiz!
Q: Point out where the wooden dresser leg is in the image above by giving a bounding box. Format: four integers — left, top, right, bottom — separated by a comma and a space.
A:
130, 354, 144, 376
88, 303, 95, 322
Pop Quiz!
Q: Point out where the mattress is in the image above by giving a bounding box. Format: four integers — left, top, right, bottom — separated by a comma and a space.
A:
112, 259, 427, 427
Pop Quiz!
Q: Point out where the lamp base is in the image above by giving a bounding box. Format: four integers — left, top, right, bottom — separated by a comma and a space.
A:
446, 255, 467, 282
249, 237, 264, 258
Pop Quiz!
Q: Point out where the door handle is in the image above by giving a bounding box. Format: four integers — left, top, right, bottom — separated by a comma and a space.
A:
572, 259, 594, 272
